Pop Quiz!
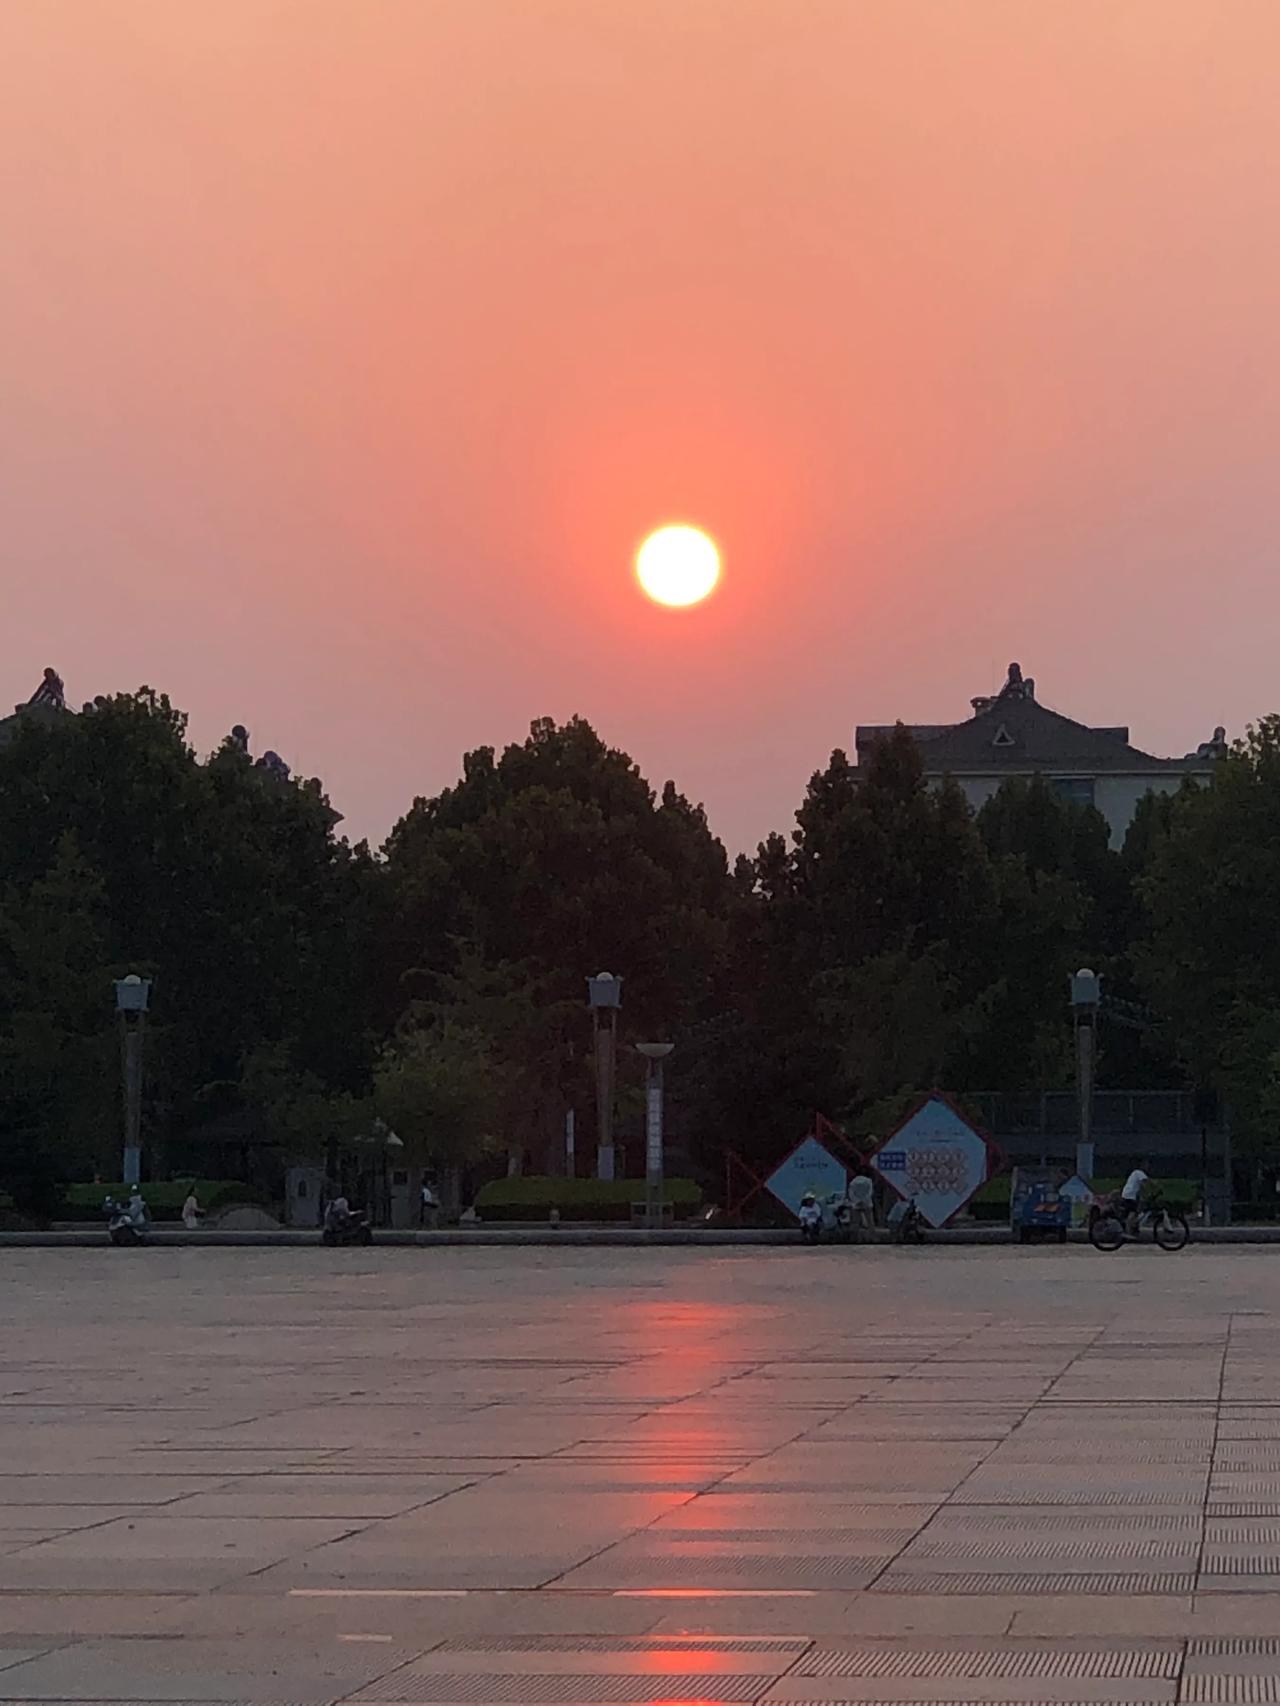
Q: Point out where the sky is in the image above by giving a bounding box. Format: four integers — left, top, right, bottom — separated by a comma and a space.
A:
4, 1, 1280, 853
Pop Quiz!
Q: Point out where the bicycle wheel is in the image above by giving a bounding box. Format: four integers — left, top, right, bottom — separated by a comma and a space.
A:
1154, 1211, 1189, 1252
1090, 1212, 1124, 1252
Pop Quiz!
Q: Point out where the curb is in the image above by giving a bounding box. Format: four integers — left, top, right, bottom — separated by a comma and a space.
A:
1, 1225, 1276, 1249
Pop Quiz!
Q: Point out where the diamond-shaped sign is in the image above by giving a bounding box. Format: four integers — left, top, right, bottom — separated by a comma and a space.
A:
870, 1094, 993, 1228
764, 1135, 850, 1221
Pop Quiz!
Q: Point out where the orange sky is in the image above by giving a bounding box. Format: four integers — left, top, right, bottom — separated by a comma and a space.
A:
4, 1, 1280, 849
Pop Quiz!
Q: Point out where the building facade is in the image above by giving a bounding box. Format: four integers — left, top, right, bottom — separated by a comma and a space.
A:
856, 663, 1225, 844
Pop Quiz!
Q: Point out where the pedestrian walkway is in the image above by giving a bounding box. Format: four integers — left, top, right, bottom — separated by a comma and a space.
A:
1, 1245, 1279, 1701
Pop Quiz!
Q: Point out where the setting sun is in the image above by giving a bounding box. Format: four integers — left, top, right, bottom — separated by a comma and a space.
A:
635, 525, 721, 608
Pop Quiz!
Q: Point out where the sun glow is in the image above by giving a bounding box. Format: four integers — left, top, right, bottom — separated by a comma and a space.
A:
635, 525, 721, 607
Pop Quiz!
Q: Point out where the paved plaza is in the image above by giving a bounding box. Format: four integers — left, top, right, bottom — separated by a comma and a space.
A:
4, 1245, 1280, 1701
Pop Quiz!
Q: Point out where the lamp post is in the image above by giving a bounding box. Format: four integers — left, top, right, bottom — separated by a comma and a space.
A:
636, 1043, 673, 1230
1069, 968, 1101, 1181
587, 973, 622, 1181
113, 974, 152, 1187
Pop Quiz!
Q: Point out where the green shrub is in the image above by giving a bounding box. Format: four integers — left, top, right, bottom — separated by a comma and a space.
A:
62, 1180, 270, 1222
969, 1171, 1198, 1220
474, 1175, 702, 1223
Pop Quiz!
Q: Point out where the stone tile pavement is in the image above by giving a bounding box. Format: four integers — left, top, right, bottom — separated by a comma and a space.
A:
4, 1245, 1280, 1699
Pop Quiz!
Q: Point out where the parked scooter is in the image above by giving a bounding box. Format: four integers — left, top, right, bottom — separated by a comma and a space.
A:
798, 1191, 823, 1243
887, 1197, 926, 1245
321, 1200, 373, 1247
105, 1191, 149, 1247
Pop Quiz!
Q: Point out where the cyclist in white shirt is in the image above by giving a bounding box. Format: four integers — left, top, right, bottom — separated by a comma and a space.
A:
1120, 1162, 1150, 1233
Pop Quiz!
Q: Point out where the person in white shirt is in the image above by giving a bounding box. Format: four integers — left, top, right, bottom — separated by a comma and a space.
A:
847, 1171, 876, 1231
1120, 1162, 1150, 1232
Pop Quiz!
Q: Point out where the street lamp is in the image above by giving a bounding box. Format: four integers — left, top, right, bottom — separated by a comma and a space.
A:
1069, 968, 1101, 1181
113, 974, 152, 1186
587, 973, 622, 1181
636, 1042, 674, 1230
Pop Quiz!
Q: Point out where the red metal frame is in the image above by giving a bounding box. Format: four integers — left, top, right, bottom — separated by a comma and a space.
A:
724, 1113, 865, 1222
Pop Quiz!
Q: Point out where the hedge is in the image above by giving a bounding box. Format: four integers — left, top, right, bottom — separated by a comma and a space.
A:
969, 1173, 1198, 1221
474, 1175, 702, 1223
62, 1180, 270, 1222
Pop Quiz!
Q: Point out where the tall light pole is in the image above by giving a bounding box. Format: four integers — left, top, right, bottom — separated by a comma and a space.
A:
114, 974, 152, 1186
587, 973, 622, 1181
636, 1042, 673, 1230
1070, 968, 1101, 1181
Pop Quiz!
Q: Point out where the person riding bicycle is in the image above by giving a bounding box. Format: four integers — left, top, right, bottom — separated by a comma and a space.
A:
1120, 1161, 1151, 1234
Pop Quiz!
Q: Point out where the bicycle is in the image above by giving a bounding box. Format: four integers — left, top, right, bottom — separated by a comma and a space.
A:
1088, 1190, 1190, 1253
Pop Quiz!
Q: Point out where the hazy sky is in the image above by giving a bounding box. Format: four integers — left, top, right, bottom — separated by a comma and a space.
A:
4, 1, 1279, 851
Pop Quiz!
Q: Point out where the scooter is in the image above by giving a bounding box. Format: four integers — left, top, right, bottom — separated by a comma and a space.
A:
888, 1197, 926, 1245
105, 1202, 148, 1247
321, 1206, 373, 1247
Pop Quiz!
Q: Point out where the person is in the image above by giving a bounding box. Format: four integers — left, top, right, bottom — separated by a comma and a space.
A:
1120, 1160, 1150, 1233
798, 1191, 822, 1240
127, 1187, 149, 1229
419, 1178, 439, 1229
182, 1187, 202, 1230
848, 1170, 875, 1233
325, 1191, 350, 1231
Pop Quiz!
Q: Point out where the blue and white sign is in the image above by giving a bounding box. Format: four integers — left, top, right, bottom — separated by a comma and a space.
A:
872, 1095, 990, 1229
764, 1136, 849, 1221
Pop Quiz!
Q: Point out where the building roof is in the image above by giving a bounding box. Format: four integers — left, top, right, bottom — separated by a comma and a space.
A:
855, 664, 1222, 777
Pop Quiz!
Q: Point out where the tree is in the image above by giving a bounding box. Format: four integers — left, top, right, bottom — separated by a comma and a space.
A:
384, 717, 735, 1170
234, 1043, 371, 1163
960, 775, 1123, 1090
0, 835, 115, 1210
1137, 724, 1280, 1140
373, 1020, 504, 1211
0, 691, 386, 1183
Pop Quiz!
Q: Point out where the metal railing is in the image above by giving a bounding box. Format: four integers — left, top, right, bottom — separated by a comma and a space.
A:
969, 1091, 1206, 1138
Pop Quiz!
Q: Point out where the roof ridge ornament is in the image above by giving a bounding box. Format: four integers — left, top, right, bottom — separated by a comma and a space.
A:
26, 667, 65, 711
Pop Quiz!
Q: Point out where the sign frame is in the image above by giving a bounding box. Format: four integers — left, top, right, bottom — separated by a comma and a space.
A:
868, 1091, 1000, 1229
762, 1133, 852, 1222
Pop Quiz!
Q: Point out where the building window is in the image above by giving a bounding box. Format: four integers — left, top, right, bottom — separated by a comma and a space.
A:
1051, 777, 1095, 808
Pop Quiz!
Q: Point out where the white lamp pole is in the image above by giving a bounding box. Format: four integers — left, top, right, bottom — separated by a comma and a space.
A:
636, 1043, 674, 1230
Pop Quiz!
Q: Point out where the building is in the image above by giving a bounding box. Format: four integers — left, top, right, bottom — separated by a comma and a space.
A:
855, 663, 1226, 844
0, 667, 341, 827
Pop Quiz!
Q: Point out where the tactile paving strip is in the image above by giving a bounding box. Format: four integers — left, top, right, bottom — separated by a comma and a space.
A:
929, 1511, 1200, 1532
905, 1538, 1196, 1561
352, 1675, 766, 1703
1201, 1555, 1280, 1574
871, 1570, 1196, 1594
797, 1648, 1180, 1678
1210, 1504, 1280, 1517
1192, 1641, 1280, 1655
1182, 1682, 1280, 1703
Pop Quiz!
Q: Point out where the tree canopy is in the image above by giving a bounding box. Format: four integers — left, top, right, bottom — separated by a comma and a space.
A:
0, 684, 1267, 1213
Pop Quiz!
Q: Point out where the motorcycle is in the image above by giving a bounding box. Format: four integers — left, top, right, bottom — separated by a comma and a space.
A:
321, 1205, 373, 1247
888, 1197, 926, 1245
105, 1198, 148, 1247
